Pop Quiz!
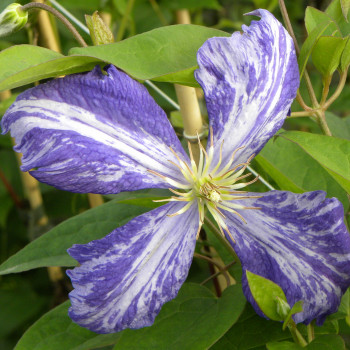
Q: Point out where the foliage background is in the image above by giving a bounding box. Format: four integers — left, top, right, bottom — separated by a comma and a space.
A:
0, 0, 349, 349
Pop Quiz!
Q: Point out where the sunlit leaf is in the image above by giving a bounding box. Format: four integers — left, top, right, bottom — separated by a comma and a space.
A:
312, 36, 346, 77
246, 271, 287, 321
69, 25, 230, 85
279, 131, 350, 193
298, 20, 334, 79
254, 135, 349, 211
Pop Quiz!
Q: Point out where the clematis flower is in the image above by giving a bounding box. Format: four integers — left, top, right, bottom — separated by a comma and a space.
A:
2, 9, 350, 334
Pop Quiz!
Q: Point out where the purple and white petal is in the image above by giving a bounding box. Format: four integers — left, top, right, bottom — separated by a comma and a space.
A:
67, 201, 199, 333
222, 191, 350, 324
1, 65, 189, 194
195, 10, 299, 168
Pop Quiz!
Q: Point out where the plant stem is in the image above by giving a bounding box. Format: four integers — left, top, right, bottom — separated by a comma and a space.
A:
278, 0, 319, 108
307, 322, 315, 343
200, 261, 236, 286
289, 111, 316, 118
204, 217, 240, 263
316, 110, 332, 136
320, 76, 332, 106
0, 167, 23, 208
193, 253, 231, 288
324, 69, 348, 110
21, 2, 88, 47
296, 92, 312, 111
304, 73, 320, 108
149, 0, 168, 26
116, 0, 135, 41
288, 322, 308, 347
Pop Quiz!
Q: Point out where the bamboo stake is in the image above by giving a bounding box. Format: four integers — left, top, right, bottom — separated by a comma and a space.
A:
175, 10, 235, 293
174, 10, 203, 163
0, 90, 11, 100
35, 0, 61, 52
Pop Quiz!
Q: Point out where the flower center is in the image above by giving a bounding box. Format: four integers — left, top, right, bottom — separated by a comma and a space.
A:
149, 131, 261, 240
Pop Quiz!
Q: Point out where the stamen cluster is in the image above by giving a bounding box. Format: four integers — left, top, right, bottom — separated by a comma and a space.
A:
150, 132, 261, 240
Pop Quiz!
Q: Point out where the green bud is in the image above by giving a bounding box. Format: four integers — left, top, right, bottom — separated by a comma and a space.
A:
85, 11, 114, 46
0, 3, 28, 37
276, 296, 291, 319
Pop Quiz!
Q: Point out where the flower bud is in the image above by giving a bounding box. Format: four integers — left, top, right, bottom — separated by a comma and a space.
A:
0, 3, 28, 38
276, 296, 291, 319
85, 11, 114, 46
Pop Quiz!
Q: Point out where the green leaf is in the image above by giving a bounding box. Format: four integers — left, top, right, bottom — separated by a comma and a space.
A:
246, 271, 287, 321
15, 300, 122, 350
305, 7, 340, 35
69, 25, 230, 85
341, 0, 350, 21
170, 110, 184, 128
16, 284, 245, 350
282, 301, 304, 330
340, 36, 350, 70
268, 334, 346, 350
210, 304, 292, 350
0, 45, 102, 91
326, 112, 350, 139
254, 135, 349, 211
279, 131, 350, 193
0, 279, 47, 338
298, 20, 334, 79
306, 334, 346, 349
311, 36, 347, 77
0, 26, 229, 90
0, 196, 161, 275
113, 284, 246, 350
327, 0, 350, 36
267, 342, 302, 350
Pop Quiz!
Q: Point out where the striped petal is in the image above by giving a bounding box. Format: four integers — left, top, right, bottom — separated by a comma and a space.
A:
222, 191, 350, 324
67, 201, 199, 333
195, 10, 299, 168
1, 65, 188, 194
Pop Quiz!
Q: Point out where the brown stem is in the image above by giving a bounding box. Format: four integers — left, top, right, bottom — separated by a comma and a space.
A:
21, 2, 88, 47
200, 261, 236, 286
278, 0, 319, 108
193, 253, 231, 289
199, 229, 222, 296
278, 0, 300, 54
0, 168, 23, 208
204, 217, 240, 262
